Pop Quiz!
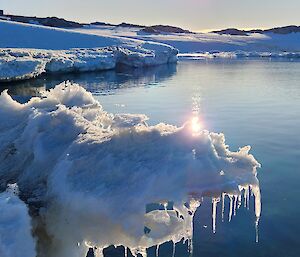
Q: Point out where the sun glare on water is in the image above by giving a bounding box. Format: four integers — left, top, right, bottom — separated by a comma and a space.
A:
191, 116, 202, 134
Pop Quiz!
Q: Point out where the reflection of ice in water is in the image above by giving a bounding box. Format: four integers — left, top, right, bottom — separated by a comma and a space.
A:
0, 82, 261, 257
0, 63, 177, 98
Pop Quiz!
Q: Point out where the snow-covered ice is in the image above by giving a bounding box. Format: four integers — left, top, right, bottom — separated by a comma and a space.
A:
0, 20, 178, 82
2, 19, 300, 82
0, 46, 178, 82
178, 51, 300, 59
0, 82, 261, 257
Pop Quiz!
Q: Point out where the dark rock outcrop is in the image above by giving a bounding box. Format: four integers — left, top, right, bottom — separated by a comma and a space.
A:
4, 15, 83, 28
211, 28, 249, 36
117, 22, 145, 28
212, 25, 300, 35
140, 25, 193, 34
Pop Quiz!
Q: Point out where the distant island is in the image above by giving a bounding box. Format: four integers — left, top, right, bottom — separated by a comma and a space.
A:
212, 26, 300, 36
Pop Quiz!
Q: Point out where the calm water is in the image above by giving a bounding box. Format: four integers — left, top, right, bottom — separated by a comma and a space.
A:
1, 59, 300, 257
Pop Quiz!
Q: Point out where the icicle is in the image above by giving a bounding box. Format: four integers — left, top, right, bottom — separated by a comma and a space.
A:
251, 185, 261, 243
244, 187, 247, 208
233, 195, 237, 216
238, 194, 242, 209
228, 195, 233, 222
172, 241, 176, 257
255, 217, 260, 243
221, 193, 225, 222
124, 246, 128, 257
243, 186, 250, 209
212, 197, 219, 233
187, 238, 193, 256
247, 187, 250, 210
155, 244, 159, 257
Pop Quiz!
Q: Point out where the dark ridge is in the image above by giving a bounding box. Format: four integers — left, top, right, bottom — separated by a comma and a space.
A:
261, 25, 300, 34
212, 25, 300, 35
211, 28, 249, 36
117, 22, 145, 28
139, 25, 193, 35
90, 21, 115, 26
1, 11, 194, 33
3, 14, 84, 28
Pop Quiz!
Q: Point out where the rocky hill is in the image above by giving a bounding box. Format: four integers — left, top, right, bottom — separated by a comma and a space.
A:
212, 25, 300, 36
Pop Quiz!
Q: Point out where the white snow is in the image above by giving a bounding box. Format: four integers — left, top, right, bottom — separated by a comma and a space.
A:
0, 82, 261, 257
0, 184, 36, 257
0, 20, 178, 82
2, 19, 300, 82
74, 24, 300, 53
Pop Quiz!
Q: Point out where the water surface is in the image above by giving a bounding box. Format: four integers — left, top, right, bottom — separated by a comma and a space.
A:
1, 59, 300, 257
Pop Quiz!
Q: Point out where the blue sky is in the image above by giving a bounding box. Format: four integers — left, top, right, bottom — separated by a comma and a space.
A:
2, 0, 300, 31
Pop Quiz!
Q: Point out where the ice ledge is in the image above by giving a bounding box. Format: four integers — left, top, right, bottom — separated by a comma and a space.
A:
0, 44, 178, 82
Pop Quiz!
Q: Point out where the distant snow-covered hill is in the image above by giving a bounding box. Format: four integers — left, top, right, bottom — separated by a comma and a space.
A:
73, 24, 300, 53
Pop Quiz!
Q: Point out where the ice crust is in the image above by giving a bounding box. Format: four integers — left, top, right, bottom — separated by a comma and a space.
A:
0, 82, 261, 257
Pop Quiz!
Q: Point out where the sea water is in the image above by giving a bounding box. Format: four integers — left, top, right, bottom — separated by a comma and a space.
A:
1, 59, 299, 257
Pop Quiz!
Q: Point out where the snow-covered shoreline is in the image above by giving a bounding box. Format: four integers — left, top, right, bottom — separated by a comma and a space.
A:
0, 20, 178, 82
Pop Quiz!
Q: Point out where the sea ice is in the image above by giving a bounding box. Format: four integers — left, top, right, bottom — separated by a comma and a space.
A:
0, 45, 178, 82
0, 82, 261, 257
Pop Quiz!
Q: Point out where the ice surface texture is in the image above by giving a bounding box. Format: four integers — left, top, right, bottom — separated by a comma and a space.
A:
0, 82, 261, 257
0, 46, 178, 82
0, 185, 36, 257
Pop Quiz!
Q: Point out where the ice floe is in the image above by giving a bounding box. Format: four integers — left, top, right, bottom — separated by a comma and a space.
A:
0, 82, 261, 257
179, 51, 300, 59
0, 45, 178, 82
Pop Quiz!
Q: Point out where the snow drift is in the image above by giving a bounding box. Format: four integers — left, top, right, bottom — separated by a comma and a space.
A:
0, 82, 261, 257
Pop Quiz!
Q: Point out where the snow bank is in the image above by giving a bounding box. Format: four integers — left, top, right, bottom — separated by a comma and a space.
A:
0, 184, 36, 257
0, 82, 261, 257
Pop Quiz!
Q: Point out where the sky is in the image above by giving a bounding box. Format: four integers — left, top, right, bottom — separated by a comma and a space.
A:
2, 0, 300, 31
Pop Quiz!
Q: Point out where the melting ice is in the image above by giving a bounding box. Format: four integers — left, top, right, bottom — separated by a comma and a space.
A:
0, 82, 261, 257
